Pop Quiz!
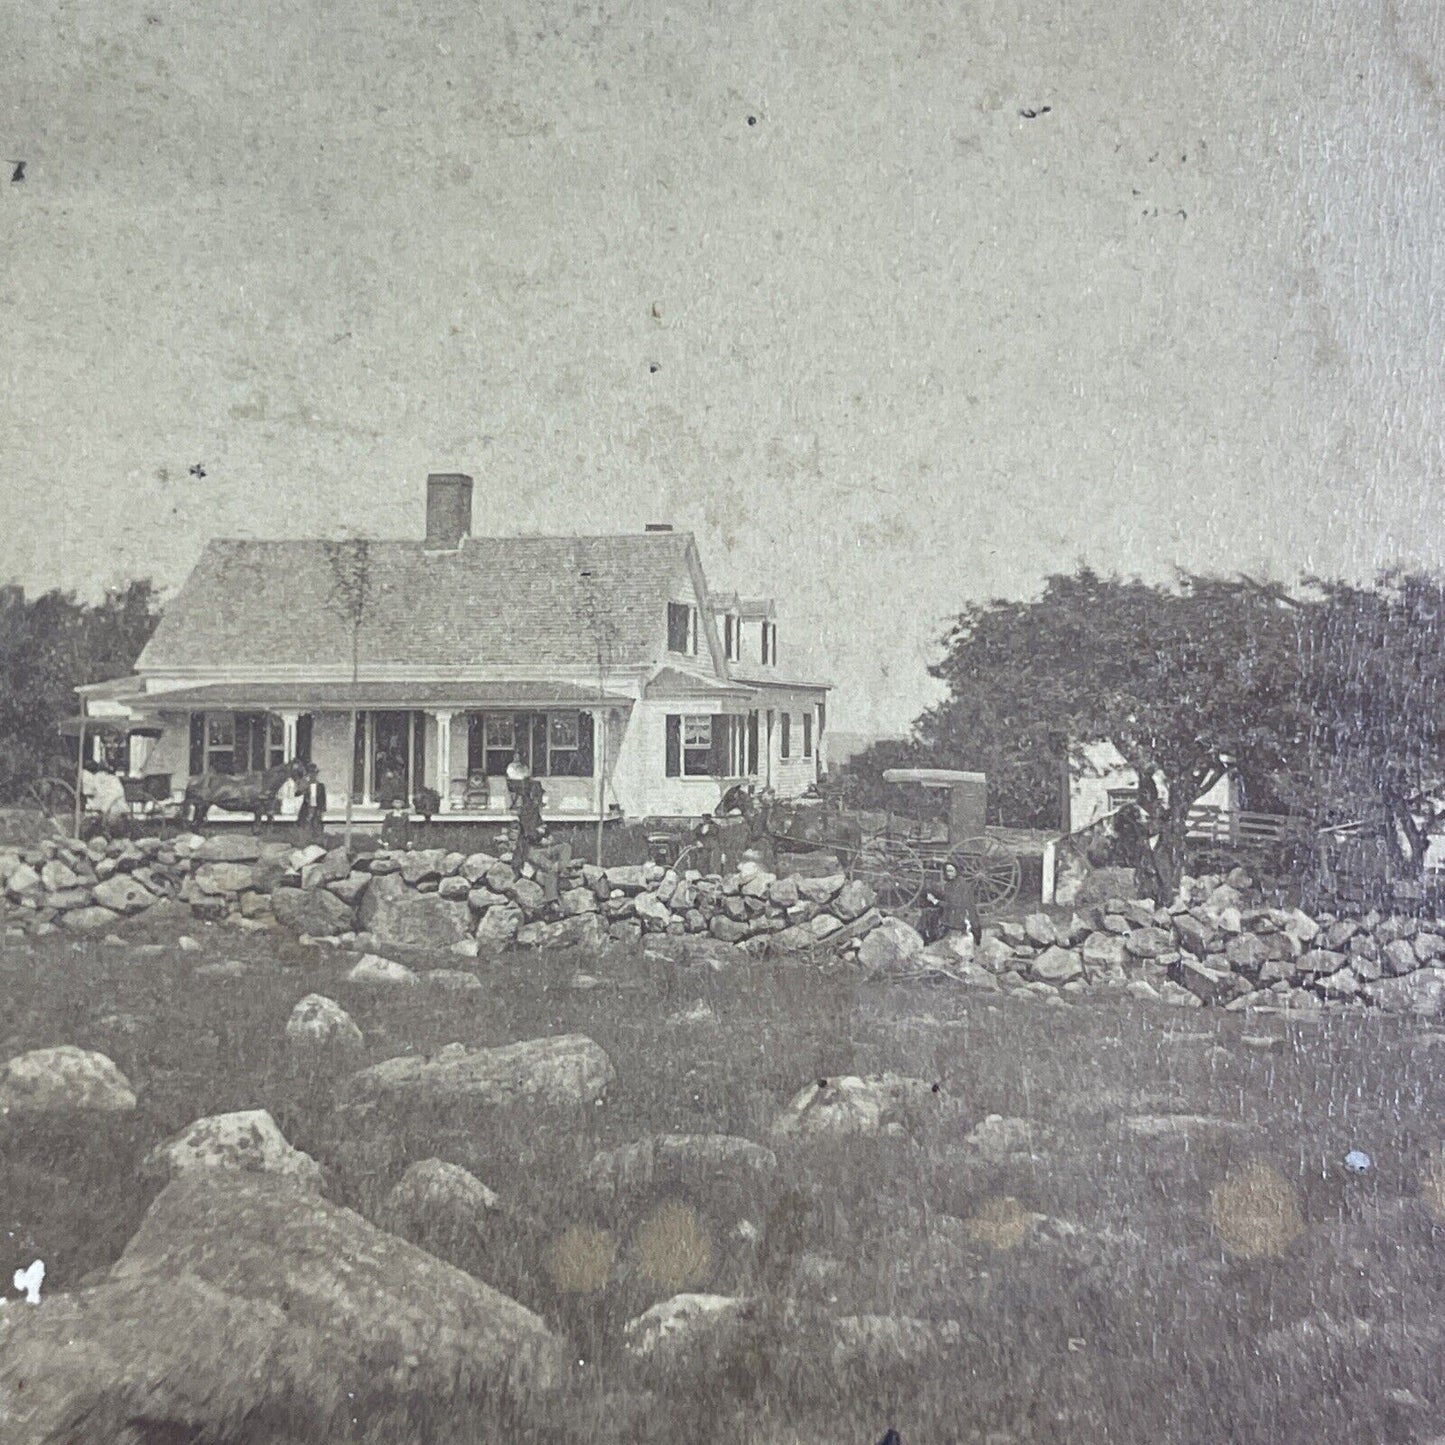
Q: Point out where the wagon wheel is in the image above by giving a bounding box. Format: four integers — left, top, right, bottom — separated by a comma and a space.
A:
27, 776, 76, 825
946, 835, 1021, 914
851, 837, 927, 910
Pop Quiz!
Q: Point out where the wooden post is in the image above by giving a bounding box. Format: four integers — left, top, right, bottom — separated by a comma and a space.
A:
72, 722, 85, 839
594, 708, 606, 868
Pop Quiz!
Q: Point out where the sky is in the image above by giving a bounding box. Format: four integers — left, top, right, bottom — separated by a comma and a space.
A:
2, 0, 1442, 732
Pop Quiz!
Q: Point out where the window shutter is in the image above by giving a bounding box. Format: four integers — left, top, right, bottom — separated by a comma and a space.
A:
747, 711, 759, 774
803, 713, 813, 758
667, 603, 688, 653
665, 714, 682, 777
577, 711, 596, 776
188, 713, 204, 776
296, 714, 313, 764
412, 711, 427, 790
781, 713, 791, 759
710, 714, 728, 776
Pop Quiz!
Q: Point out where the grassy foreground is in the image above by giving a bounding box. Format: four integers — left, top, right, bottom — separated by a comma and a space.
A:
2, 916, 1444, 1445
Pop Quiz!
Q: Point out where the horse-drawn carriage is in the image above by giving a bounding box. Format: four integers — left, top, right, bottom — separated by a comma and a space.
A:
684, 770, 1023, 917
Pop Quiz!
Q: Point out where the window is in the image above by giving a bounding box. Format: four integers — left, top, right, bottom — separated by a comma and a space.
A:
780, 712, 792, 759
482, 713, 515, 776
204, 713, 236, 774
665, 713, 719, 778
760, 620, 777, 665
546, 711, 595, 777
802, 711, 813, 758
667, 602, 698, 655
723, 613, 740, 662
683, 714, 713, 776
1107, 787, 1139, 811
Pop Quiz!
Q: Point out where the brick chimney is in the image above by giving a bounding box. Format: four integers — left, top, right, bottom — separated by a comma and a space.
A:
425, 473, 473, 549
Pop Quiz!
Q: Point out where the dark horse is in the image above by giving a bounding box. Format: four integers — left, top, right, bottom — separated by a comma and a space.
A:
715, 786, 864, 857
183, 758, 307, 830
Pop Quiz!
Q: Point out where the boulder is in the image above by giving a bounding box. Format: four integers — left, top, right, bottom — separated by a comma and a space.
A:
1022, 912, 1056, 947
1414, 932, 1445, 965
144, 1108, 323, 1187
193, 835, 264, 863
192, 861, 257, 895
468, 885, 511, 912
1225, 932, 1273, 975
1366, 968, 1445, 1016
476, 904, 524, 947
1281, 909, 1321, 946
509, 877, 546, 912
635, 891, 674, 926
366, 889, 473, 951
346, 1034, 614, 1109
285, 994, 364, 1053
381, 1158, 500, 1238
770, 1074, 941, 1139
1295, 948, 1349, 976
1382, 938, 1422, 976
711, 916, 753, 944
856, 917, 925, 972
795, 873, 846, 903
437, 875, 473, 901
326, 873, 370, 905
1315, 966, 1361, 999
90, 875, 156, 915
516, 914, 609, 950
1081, 931, 1128, 969
0, 1173, 564, 1443
272, 884, 354, 936
1031, 946, 1083, 982
974, 935, 1016, 973
302, 846, 353, 889
424, 967, 484, 991
559, 886, 599, 915
587, 1134, 778, 1200
460, 851, 501, 883
347, 954, 419, 986
399, 848, 449, 885
832, 878, 875, 921
1174, 915, 1214, 956
623, 1293, 750, 1368
0, 1045, 136, 1113
1175, 958, 1246, 1006
58, 905, 123, 933
768, 877, 801, 908
604, 864, 650, 893
40, 858, 81, 891
1124, 926, 1172, 959
6, 861, 41, 897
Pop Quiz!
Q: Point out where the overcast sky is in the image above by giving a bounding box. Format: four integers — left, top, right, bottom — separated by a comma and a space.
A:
2, 0, 1442, 730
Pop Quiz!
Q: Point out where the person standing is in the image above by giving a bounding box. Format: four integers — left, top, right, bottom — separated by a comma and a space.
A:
513, 775, 545, 871
297, 764, 328, 841
505, 749, 532, 809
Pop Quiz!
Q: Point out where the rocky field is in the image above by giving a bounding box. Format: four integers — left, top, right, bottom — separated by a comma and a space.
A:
2, 843, 1445, 1443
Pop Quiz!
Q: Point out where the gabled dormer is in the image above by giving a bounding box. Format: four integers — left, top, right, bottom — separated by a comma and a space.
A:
737, 598, 777, 669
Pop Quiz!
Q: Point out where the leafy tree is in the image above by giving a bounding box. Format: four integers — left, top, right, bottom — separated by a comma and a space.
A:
0, 581, 160, 801
1286, 572, 1445, 875
911, 568, 1313, 897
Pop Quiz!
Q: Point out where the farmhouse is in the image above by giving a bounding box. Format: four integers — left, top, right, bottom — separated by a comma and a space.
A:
85, 474, 830, 825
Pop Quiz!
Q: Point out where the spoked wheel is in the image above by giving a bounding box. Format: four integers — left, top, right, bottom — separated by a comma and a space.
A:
851, 837, 927, 910
945, 835, 1021, 915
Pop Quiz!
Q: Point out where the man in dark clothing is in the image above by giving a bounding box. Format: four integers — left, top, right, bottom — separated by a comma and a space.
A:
513, 776, 545, 871
297, 764, 327, 841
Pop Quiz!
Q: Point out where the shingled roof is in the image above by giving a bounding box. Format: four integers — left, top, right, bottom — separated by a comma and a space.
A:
138, 532, 699, 674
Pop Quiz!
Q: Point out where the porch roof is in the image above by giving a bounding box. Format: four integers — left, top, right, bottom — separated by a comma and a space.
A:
125, 681, 633, 711
643, 665, 756, 699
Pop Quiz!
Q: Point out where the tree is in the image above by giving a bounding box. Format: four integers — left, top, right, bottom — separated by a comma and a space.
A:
0, 581, 159, 802
915, 568, 1312, 898
323, 540, 371, 849
1286, 572, 1445, 875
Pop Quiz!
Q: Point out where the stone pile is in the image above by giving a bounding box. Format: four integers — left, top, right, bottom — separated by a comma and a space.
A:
939, 869, 1445, 1016
0, 831, 893, 959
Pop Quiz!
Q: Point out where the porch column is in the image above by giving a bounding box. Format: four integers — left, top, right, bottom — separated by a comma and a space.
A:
279, 711, 299, 761
434, 711, 453, 811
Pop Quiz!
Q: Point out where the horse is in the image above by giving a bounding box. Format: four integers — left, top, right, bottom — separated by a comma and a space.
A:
182, 758, 308, 830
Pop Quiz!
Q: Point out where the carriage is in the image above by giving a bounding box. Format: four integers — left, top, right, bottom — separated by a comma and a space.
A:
709, 769, 1023, 917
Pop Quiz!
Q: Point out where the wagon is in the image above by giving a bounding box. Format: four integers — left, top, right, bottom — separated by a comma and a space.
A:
744, 770, 1024, 916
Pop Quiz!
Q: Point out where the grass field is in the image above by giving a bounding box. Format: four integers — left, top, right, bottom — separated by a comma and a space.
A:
3, 915, 1445, 1444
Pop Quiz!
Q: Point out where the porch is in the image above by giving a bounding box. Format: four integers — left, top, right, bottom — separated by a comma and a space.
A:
125, 681, 633, 820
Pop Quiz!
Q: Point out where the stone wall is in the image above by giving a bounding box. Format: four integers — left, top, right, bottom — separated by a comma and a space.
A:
0, 832, 888, 961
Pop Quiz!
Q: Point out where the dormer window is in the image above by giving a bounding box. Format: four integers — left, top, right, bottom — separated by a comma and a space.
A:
760, 620, 777, 665
667, 602, 698, 656
723, 613, 740, 662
